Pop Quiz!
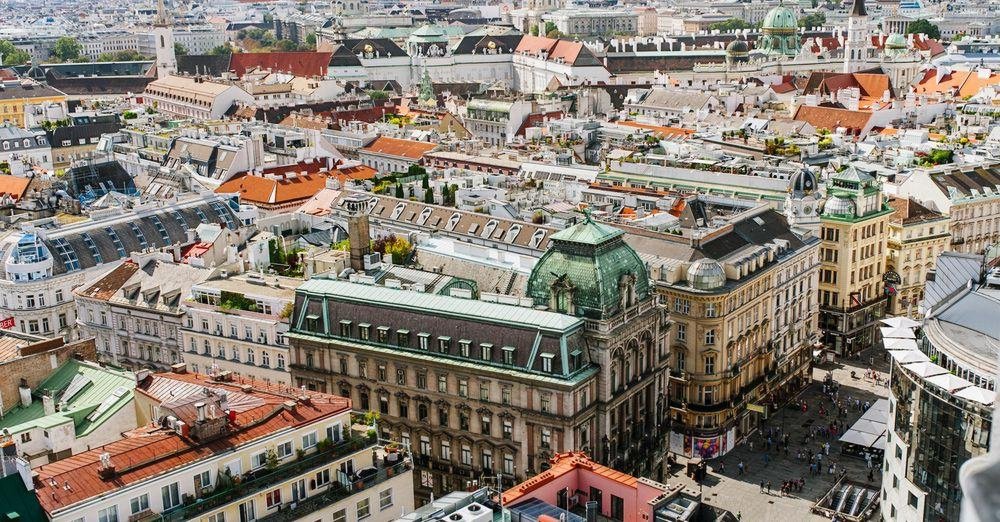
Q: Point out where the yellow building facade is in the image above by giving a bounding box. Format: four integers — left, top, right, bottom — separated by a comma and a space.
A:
0, 82, 67, 127
886, 197, 950, 318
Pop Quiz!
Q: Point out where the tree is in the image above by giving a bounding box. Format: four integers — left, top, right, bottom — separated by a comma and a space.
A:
543, 22, 561, 38
420, 173, 429, 189
51, 36, 83, 62
274, 39, 298, 52
174, 43, 188, 56
423, 188, 434, 204
208, 45, 233, 56
708, 18, 752, 32
529, 24, 539, 36
905, 19, 940, 40
394, 183, 404, 198
303, 33, 317, 49
407, 164, 426, 178
97, 49, 147, 62
798, 13, 826, 29
0, 40, 31, 65
367, 89, 389, 101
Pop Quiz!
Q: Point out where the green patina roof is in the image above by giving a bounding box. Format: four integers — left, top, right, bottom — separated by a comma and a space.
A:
528, 214, 651, 320
0, 360, 135, 437
0, 474, 45, 522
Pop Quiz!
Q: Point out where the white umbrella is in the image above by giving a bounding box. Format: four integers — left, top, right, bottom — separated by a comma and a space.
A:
955, 386, 996, 405
902, 361, 947, 378
880, 326, 916, 339
890, 349, 930, 364
880, 316, 921, 329
883, 338, 918, 350
925, 373, 974, 394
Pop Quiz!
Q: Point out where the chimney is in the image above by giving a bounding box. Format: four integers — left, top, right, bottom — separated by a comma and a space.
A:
18, 383, 32, 408
344, 193, 372, 272
195, 402, 206, 422
42, 394, 55, 416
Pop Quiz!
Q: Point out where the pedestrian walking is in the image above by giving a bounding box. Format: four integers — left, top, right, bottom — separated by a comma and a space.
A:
766, 481, 772, 494
760, 480, 765, 493
738, 460, 744, 476
824, 442, 830, 455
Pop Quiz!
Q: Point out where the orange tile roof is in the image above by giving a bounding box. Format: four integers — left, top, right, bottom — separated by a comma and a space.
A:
502, 452, 638, 506
361, 136, 437, 160
915, 69, 1000, 98
75, 261, 140, 301
34, 371, 350, 515
0, 174, 31, 201
793, 105, 873, 135
619, 121, 694, 138
217, 171, 329, 206
228, 52, 333, 78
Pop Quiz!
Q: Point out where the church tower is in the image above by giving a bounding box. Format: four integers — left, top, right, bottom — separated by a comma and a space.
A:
153, 0, 177, 78
843, 0, 868, 72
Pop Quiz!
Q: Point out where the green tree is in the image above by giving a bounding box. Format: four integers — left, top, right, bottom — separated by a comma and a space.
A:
174, 43, 188, 56
51, 36, 83, 62
423, 188, 434, 204
208, 44, 233, 56
798, 13, 826, 29
420, 173, 429, 189
303, 33, 317, 49
394, 183, 404, 198
905, 19, 941, 39
708, 18, 752, 32
529, 24, 539, 36
97, 49, 147, 62
274, 39, 298, 52
368, 89, 389, 101
0, 40, 31, 66
407, 164, 426, 178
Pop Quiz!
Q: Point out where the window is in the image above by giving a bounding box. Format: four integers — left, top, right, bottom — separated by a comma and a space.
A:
315, 469, 331, 487
396, 330, 409, 346
503, 419, 513, 439
705, 303, 716, 318
502, 387, 512, 405
459, 340, 471, 357
208, 513, 226, 522
161, 482, 181, 510
459, 379, 468, 397
396, 368, 406, 386
676, 323, 686, 342
357, 498, 371, 520
239, 500, 255, 522
481, 414, 492, 435
359, 324, 370, 340
908, 492, 918, 508
705, 356, 715, 375
302, 431, 317, 448
418, 333, 429, 350
504, 453, 514, 474
480, 343, 493, 361
541, 394, 551, 413
130, 493, 150, 515
541, 353, 554, 373
502, 346, 515, 365
480, 383, 490, 401
265, 489, 281, 509
98, 506, 119, 522
377, 364, 387, 381
438, 375, 448, 393
196, 470, 212, 491
611, 495, 624, 521
376, 327, 388, 343
251, 451, 268, 469
438, 337, 451, 353
541, 427, 552, 448
275, 440, 293, 460
705, 329, 715, 345
461, 445, 472, 465
416, 372, 427, 389
332, 509, 347, 522
482, 449, 494, 470
379, 488, 393, 510
340, 320, 352, 337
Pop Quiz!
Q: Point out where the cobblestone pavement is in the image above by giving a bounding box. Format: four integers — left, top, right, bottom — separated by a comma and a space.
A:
668, 348, 892, 521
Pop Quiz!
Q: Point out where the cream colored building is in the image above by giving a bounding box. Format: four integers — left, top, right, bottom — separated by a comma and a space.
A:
885, 197, 950, 318
32, 369, 413, 522
818, 167, 893, 355
143, 75, 253, 119
636, 202, 820, 455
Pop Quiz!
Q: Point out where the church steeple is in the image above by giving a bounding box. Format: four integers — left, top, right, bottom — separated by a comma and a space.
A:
850, 0, 867, 17
153, 0, 172, 27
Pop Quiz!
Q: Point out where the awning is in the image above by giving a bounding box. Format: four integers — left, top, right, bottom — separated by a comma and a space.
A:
902, 361, 948, 378
883, 338, 918, 350
840, 429, 880, 447
880, 326, 916, 339
880, 317, 921, 329
890, 349, 929, 364
925, 372, 974, 394
955, 386, 996, 405
870, 432, 887, 451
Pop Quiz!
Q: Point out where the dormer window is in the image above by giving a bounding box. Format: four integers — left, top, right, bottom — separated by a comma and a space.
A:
504, 225, 521, 243
529, 229, 546, 249
445, 213, 461, 231
482, 220, 498, 239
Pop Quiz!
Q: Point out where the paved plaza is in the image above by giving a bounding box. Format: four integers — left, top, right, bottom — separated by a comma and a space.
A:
668, 349, 892, 521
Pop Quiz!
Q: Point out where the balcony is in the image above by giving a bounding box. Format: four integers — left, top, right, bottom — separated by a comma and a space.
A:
160, 436, 376, 521
257, 461, 410, 522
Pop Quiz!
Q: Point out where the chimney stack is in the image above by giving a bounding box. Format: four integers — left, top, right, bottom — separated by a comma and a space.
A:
195, 402, 206, 422
344, 193, 372, 272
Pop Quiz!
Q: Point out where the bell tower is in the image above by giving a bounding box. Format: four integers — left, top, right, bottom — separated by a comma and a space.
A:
844, 0, 868, 73
153, 0, 177, 78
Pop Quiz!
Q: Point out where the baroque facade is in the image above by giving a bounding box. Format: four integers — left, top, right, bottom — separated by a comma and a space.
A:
287, 214, 670, 503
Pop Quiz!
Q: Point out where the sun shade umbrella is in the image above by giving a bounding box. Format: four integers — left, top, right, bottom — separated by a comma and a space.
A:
883, 338, 918, 350
880, 326, 916, 339
880, 316, 921, 329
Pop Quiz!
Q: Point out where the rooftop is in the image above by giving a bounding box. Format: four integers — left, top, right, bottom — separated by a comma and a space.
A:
360, 136, 437, 160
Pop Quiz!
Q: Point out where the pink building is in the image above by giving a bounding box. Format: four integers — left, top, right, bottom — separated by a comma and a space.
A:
502, 452, 699, 522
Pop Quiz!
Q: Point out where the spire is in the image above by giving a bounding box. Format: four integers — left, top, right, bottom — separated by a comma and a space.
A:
851, 0, 867, 17
154, 0, 171, 27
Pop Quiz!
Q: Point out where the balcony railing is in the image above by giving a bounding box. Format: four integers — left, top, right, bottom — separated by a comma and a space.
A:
257, 461, 410, 522
160, 436, 375, 521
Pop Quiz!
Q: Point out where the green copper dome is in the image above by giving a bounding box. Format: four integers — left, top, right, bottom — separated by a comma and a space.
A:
885, 33, 906, 49
527, 213, 651, 320
762, 5, 798, 32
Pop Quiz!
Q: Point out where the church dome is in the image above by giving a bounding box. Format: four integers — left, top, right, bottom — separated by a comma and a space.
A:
527, 213, 651, 320
885, 33, 907, 49
790, 168, 817, 194
687, 259, 727, 290
822, 195, 856, 217
762, 5, 798, 33
726, 40, 750, 53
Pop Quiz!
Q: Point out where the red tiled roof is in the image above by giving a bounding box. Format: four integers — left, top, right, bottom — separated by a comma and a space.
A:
217, 171, 329, 206
75, 261, 139, 300
793, 105, 873, 135
0, 174, 31, 201
34, 372, 350, 515
360, 136, 437, 160
228, 52, 333, 78
619, 121, 695, 138
915, 68, 1000, 98
502, 452, 638, 506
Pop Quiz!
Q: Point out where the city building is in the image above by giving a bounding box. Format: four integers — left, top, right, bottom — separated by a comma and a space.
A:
501, 452, 702, 522
142, 76, 254, 120
894, 161, 1000, 262
0, 333, 96, 417
74, 252, 214, 371
885, 197, 950, 318
881, 265, 998, 522
31, 368, 414, 522
180, 272, 297, 385
0, 358, 136, 468
358, 136, 437, 175
818, 166, 893, 355
288, 212, 670, 502
0, 193, 247, 340
636, 202, 820, 455
0, 80, 67, 128
0, 125, 52, 172
543, 9, 639, 37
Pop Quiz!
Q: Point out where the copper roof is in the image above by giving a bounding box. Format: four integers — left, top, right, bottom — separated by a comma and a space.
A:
34, 371, 350, 515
